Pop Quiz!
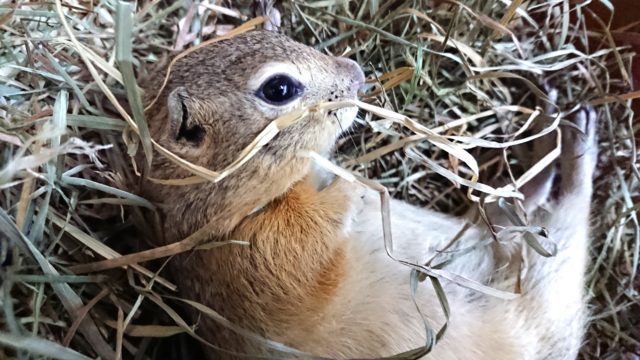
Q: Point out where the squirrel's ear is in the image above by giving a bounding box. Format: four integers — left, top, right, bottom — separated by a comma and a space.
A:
167, 87, 205, 144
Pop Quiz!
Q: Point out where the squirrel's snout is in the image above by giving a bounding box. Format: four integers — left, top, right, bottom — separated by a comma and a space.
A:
336, 58, 365, 95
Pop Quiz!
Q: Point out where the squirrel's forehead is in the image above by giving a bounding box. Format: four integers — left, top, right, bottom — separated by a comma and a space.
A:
173, 31, 340, 86
203, 31, 322, 65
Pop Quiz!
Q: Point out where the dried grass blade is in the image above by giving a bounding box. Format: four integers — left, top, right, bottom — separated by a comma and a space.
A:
67, 215, 241, 274
405, 146, 523, 200
467, 72, 551, 104
590, 90, 640, 105
351, 99, 480, 176
149, 107, 309, 185
104, 321, 185, 337
55, 40, 124, 85
171, 297, 315, 357
144, 293, 261, 357
47, 213, 176, 291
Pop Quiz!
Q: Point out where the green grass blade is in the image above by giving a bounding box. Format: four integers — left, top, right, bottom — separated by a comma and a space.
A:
116, 1, 153, 167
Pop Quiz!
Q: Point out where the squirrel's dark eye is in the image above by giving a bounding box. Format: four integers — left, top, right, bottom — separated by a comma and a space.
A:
257, 75, 304, 105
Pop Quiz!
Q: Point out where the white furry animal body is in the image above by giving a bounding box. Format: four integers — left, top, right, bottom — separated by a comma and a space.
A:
300, 188, 591, 359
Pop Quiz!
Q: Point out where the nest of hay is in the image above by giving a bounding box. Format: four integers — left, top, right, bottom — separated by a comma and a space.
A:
0, 1, 638, 359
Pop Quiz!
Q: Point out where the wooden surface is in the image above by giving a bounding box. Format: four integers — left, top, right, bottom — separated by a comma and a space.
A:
585, 0, 639, 101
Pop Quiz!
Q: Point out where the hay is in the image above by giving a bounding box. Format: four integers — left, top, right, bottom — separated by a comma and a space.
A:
0, 0, 638, 359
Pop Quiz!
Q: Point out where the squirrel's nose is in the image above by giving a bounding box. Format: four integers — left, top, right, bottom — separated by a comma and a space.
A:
336, 57, 365, 94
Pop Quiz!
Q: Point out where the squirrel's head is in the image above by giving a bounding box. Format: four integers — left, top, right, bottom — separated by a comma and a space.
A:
143, 30, 364, 236
147, 30, 363, 170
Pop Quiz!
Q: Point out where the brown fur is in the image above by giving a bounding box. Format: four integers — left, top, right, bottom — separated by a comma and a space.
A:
169, 177, 355, 356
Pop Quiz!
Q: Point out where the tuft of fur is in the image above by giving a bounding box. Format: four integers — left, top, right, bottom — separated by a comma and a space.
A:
140, 30, 595, 359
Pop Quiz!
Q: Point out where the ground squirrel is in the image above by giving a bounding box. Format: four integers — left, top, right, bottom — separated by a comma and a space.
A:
141, 30, 596, 359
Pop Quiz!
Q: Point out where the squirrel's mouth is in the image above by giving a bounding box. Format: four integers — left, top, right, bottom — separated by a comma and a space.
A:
334, 106, 358, 135
337, 58, 364, 134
